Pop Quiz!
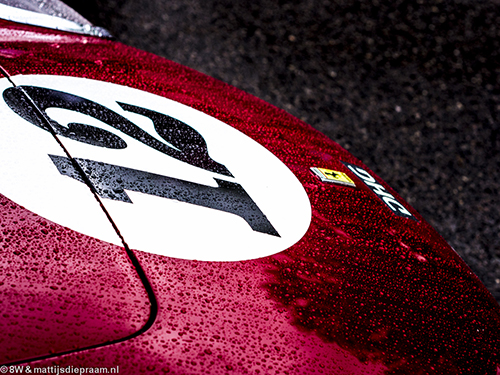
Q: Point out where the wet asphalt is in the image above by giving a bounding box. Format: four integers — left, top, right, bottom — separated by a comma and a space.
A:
66, 0, 500, 303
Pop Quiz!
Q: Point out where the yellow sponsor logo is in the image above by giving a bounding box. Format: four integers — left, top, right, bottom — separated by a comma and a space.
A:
310, 167, 356, 187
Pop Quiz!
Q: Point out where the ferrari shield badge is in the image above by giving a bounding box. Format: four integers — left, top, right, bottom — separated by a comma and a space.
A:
310, 167, 356, 187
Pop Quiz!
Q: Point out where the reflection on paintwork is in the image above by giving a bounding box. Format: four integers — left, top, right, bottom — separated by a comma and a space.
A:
0, 0, 111, 37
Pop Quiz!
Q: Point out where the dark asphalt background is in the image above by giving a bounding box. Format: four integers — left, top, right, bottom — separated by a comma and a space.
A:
65, 0, 500, 303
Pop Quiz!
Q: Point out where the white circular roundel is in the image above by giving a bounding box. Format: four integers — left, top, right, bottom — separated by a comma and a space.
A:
0, 75, 311, 261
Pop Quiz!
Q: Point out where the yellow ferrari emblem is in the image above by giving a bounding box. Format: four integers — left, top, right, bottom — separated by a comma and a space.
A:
310, 167, 356, 187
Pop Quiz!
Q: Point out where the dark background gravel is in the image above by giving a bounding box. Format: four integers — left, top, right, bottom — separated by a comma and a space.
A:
65, 0, 500, 303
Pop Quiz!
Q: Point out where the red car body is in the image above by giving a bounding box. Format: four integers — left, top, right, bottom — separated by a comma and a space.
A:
0, 5, 499, 374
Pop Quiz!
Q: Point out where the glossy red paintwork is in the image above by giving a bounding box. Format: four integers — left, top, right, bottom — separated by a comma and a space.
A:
0, 19, 499, 374
0, 194, 151, 363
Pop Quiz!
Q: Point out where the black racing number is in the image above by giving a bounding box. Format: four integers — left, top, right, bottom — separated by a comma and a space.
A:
3, 86, 231, 176
2, 86, 280, 237
49, 155, 279, 236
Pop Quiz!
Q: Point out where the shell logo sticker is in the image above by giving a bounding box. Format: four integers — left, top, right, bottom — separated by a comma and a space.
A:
0, 76, 311, 261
